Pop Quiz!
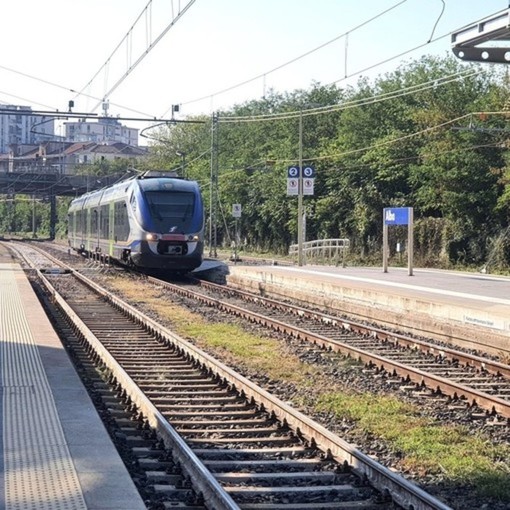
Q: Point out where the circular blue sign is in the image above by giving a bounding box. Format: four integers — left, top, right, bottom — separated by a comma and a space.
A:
288, 166, 299, 178
303, 166, 315, 177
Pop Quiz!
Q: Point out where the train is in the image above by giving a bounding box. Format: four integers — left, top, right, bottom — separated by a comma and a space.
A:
68, 171, 205, 273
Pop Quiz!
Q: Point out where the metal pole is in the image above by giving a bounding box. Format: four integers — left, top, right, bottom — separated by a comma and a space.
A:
408, 207, 414, 276
297, 110, 304, 267
234, 218, 238, 264
209, 112, 218, 258
49, 193, 57, 240
32, 195, 36, 238
383, 211, 388, 273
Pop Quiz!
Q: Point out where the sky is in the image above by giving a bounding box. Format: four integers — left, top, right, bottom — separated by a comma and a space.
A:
0, 0, 507, 140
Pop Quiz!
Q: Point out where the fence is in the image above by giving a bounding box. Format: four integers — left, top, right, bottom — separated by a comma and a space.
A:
289, 238, 350, 265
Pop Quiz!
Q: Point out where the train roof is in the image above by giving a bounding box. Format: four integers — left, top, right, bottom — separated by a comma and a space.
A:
68, 173, 200, 211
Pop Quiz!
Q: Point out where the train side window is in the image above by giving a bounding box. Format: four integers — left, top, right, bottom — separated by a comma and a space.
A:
100, 204, 109, 239
92, 209, 98, 232
114, 200, 129, 242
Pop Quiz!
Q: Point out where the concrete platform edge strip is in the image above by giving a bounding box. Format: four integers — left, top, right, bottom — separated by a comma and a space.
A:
1, 263, 87, 510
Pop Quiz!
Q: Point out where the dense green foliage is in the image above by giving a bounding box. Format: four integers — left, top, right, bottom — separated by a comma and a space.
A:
3, 55, 510, 270
146, 55, 510, 269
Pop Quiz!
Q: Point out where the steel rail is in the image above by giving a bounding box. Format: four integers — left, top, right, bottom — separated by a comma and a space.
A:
59, 269, 450, 510
16, 242, 510, 417
193, 277, 510, 379
148, 277, 510, 419
12, 246, 240, 510
11, 242, 451, 508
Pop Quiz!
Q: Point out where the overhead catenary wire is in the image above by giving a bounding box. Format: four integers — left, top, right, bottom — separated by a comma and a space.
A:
427, 0, 446, 43
88, 0, 197, 113
0, 5, 503, 126
0, 63, 163, 118
74, 0, 167, 101
0, 89, 56, 110
172, 0, 409, 113
0, 4, 505, 142
320, 140, 506, 172
271, 111, 510, 164
220, 68, 484, 123
175, 6, 506, 117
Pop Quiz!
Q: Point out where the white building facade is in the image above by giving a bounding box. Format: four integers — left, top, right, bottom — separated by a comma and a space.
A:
0, 105, 55, 153
64, 118, 138, 146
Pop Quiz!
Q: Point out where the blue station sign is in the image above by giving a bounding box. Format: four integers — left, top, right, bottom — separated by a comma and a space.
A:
287, 165, 316, 178
384, 207, 411, 225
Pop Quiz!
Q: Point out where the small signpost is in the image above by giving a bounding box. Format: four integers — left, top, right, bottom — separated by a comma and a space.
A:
232, 204, 242, 263
232, 203, 242, 218
287, 166, 315, 196
383, 207, 414, 275
287, 165, 316, 265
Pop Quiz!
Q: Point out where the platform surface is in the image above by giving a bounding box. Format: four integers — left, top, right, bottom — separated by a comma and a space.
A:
0, 262, 146, 510
265, 264, 510, 303
227, 264, 510, 354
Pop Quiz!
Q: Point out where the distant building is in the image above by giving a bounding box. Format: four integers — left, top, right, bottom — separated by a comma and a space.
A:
64, 141, 146, 169
0, 141, 148, 175
64, 117, 139, 146
0, 105, 55, 153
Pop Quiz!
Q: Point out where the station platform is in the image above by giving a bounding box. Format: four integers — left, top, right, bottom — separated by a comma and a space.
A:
226, 264, 510, 357
0, 262, 146, 510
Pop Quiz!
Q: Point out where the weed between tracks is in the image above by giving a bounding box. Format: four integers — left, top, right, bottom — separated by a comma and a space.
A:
313, 393, 510, 500
106, 276, 510, 505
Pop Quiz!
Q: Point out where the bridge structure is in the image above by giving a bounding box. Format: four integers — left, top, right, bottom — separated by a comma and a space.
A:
0, 168, 126, 239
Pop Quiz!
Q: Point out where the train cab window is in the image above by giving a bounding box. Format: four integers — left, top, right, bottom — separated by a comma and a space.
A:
145, 191, 195, 232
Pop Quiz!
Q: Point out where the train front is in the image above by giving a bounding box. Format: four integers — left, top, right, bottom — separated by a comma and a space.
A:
133, 177, 205, 272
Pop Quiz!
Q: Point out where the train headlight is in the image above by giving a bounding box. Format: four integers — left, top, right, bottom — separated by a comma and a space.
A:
187, 234, 199, 242
146, 233, 160, 241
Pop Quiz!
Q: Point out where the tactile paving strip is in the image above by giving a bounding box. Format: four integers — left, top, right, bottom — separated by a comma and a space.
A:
1, 264, 87, 510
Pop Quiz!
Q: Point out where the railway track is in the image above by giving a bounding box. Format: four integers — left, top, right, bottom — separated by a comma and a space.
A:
5, 241, 452, 510
130, 274, 510, 421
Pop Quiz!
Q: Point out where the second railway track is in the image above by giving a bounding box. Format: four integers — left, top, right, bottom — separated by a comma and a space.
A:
141, 274, 510, 420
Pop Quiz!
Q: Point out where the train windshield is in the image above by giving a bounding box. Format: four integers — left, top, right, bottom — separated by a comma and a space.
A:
145, 191, 196, 232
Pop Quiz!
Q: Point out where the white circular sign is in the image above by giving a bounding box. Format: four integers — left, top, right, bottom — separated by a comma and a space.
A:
288, 166, 299, 178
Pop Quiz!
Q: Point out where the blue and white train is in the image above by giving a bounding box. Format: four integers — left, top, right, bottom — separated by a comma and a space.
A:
68, 172, 205, 272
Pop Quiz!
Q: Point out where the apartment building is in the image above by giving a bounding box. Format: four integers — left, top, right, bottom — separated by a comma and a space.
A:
0, 105, 55, 153
64, 117, 139, 146
0, 105, 139, 154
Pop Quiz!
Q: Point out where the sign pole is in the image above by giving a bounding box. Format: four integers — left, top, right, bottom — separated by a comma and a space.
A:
297, 111, 304, 267
232, 203, 242, 264
383, 220, 388, 273
408, 207, 414, 276
234, 218, 238, 264
383, 207, 413, 276
287, 161, 315, 266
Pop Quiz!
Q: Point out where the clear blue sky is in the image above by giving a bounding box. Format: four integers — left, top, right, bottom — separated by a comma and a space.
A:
0, 0, 507, 133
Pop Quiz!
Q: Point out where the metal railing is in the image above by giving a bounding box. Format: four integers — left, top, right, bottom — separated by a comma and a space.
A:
289, 238, 350, 265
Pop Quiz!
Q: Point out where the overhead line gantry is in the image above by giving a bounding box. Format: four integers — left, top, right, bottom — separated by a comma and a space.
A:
452, 9, 510, 64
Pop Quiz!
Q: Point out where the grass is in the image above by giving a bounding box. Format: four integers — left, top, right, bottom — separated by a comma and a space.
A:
109, 278, 319, 384
107, 275, 510, 502
314, 392, 510, 499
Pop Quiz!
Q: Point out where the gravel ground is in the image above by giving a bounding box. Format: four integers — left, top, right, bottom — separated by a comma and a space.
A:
83, 271, 510, 509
